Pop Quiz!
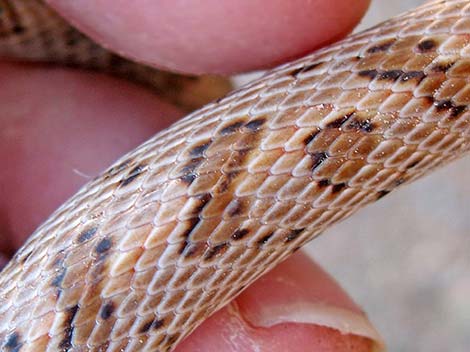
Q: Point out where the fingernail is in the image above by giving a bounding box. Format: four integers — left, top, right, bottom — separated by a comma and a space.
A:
236, 252, 386, 351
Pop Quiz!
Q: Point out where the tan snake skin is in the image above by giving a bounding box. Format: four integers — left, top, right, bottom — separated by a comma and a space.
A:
0, 0, 232, 111
1, 0, 470, 351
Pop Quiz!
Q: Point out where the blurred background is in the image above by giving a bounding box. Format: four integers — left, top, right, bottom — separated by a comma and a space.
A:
305, 1, 470, 351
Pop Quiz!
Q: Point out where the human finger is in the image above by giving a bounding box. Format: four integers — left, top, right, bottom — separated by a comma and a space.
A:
46, 0, 371, 74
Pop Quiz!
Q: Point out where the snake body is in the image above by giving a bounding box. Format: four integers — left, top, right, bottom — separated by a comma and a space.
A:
1, 0, 470, 351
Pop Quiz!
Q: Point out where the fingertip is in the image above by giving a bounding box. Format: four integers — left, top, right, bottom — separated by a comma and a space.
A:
48, 0, 370, 74
177, 304, 376, 352
236, 251, 363, 324
178, 252, 384, 351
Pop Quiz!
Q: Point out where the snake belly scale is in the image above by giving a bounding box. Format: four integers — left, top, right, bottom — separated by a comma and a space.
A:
1, 0, 470, 351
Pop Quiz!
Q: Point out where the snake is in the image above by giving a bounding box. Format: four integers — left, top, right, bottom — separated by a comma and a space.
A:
0, 0, 469, 351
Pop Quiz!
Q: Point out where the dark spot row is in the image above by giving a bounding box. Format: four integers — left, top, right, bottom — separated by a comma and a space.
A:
3, 331, 21, 351
219, 117, 267, 136
180, 158, 204, 185
100, 302, 115, 320
285, 228, 305, 242
179, 218, 201, 254
120, 164, 146, 187
347, 118, 374, 133
366, 39, 396, 54
257, 232, 274, 247
204, 242, 229, 260
310, 152, 328, 171
189, 141, 211, 158
58, 305, 79, 350
358, 69, 426, 84
95, 238, 112, 255
315, 178, 347, 192
326, 112, 355, 129
416, 38, 437, 53
139, 317, 165, 333
77, 227, 98, 243
365, 37, 438, 55
290, 62, 325, 78
434, 99, 467, 118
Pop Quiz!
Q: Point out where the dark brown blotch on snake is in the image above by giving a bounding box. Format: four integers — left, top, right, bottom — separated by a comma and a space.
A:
434, 99, 467, 118
366, 39, 396, 54
377, 69, 404, 81
399, 71, 426, 83
231, 228, 250, 241
179, 158, 204, 185
310, 152, 329, 171
257, 232, 274, 247
100, 301, 116, 320
189, 141, 212, 158
290, 61, 325, 77
325, 112, 354, 129
416, 38, 437, 52
346, 118, 375, 133
358, 69, 379, 80
219, 121, 245, 135
284, 228, 305, 243
303, 129, 321, 146
331, 183, 347, 194
244, 117, 266, 132
120, 164, 146, 187
77, 227, 98, 243
179, 218, 201, 254
58, 305, 79, 350
3, 331, 22, 351
204, 242, 229, 261
431, 60, 456, 73
318, 179, 331, 188
95, 238, 112, 255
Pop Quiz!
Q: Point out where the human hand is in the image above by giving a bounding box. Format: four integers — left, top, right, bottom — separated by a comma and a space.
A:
0, 0, 384, 350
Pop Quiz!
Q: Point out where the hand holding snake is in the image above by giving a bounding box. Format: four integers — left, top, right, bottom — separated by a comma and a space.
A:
1, 0, 468, 351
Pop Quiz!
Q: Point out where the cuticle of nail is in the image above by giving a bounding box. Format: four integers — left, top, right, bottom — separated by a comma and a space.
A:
236, 300, 386, 351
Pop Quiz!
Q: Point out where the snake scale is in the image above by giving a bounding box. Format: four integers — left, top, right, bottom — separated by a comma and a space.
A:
1, 0, 469, 351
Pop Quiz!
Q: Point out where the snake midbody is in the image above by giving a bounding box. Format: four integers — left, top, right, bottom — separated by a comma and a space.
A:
1, 0, 469, 351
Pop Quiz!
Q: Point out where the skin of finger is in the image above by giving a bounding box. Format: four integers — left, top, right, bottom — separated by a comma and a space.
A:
46, 0, 371, 74
0, 253, 8, 269
236, 248, 362, 320
0, 62, 183, 249
177, 252, 374, 352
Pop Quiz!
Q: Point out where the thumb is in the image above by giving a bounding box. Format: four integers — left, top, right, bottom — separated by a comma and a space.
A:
177, 251, 384, 352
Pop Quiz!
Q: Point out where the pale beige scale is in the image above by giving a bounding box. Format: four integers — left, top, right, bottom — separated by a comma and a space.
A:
0, 0, 470, 351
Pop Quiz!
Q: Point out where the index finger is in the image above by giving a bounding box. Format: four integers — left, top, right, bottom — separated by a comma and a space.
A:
46, 0, 371, 74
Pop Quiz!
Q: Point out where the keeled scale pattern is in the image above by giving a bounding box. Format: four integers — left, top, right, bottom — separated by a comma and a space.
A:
0, 0, 232, 111
1, 0, 470, 351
